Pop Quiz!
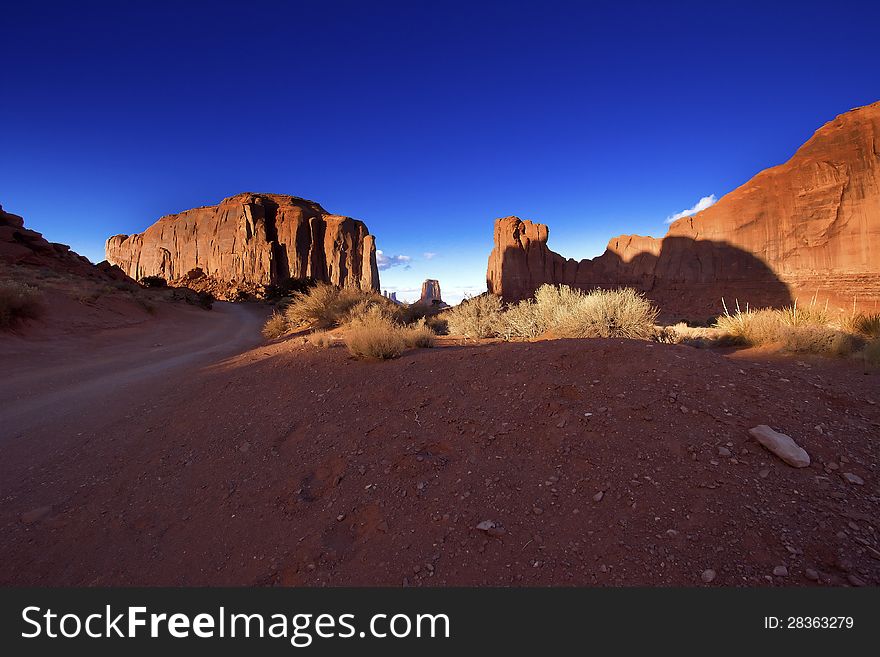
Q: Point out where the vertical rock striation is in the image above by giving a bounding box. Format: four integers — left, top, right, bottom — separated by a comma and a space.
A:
487, 101, 880, 316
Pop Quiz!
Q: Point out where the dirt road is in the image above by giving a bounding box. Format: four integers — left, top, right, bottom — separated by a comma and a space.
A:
0, 301, 266, 470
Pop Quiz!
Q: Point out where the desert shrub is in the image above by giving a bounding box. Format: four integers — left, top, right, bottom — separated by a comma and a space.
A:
424, 314, 448, 335
262, 312, 289, 339
653, 325, 684, 344
284, 283, 386, 329
397, 303, 432, 325
498, 299, 542, 340
0, 281, 44, 329
861, 338, 880, 367
446, 294, 503, 338
776, 298, 829, 328
140, 275, 167, 288
715, 299, 869, 358
403, 320, 436, 348
307, 330, 336, 348
344, 297, 397, 325
345, 313, 407, 360
841, 312, 880, 339
715, 301, 785, 346
552, 287, 658, 339
532, 284, 585, 333
780, 325, 844, 355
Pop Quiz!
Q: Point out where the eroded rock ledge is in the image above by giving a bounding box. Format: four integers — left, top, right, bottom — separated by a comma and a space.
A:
487, 101, 880, 318
106, 193, 380, 299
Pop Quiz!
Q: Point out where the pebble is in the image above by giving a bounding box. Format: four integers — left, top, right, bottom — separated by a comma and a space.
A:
718, 447, 732, 457
847, 574, 866, 587
805, 568, 819, 581
759, 468, 770, 478
773, 565, 789, 577
842, 472, 864, 485
592, 491, 604, 503
701, 569, 716, 583
532, 507, 544, 515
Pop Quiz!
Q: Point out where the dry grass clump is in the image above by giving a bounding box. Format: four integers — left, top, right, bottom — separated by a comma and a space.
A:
345, 307, 435, 359
446, 294, 503, 338
714, 298, 880, 361
780, 325, 853, 356
498, 299, 542, 340
345, 311, 407, 360
262, 312, 288, 339
840, 311, 880, 339
715, 304, 785, 346
284, 283, 390, 329
307, 330, 336, 348
446, 285, 658, 342
403, 320, 436, 348
549, 287, 658, 339
861, 338, 880, 367
0, 281, 44, 329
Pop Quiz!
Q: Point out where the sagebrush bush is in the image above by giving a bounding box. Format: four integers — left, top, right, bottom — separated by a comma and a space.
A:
781, 325, 851, 355
262, 312, 289, 339
446, 294, 503, 338
404, 320, 436, 348
307, 330, 335, 348
0, 281, 44, 329
498, 299, 542, 340
345, 313, 407, 359
550, 287, 658, 339
841, 312, 880, 338
344, 308, 435, 359
861, 338, 880, 367
776, 298, 829, 328
715, 298, 866, 358
446, 285, 658, 341
424, 315, 448, 335
284, 283, 391, 329
716, 301, 780, 345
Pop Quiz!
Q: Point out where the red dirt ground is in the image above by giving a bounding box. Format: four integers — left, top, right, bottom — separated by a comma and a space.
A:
1, 315, 878, 587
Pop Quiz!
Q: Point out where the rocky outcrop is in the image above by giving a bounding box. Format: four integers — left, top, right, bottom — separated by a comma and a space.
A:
487, 101, 880, 316
1, 204, 127, 281
419, 279, 443, 305
106, 193, 380, 299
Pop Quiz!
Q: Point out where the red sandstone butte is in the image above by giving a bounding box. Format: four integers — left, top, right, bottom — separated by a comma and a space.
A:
487, 101, 880, 315
106, 193, 380, 295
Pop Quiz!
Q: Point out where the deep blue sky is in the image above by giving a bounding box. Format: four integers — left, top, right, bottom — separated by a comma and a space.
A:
2, 1, 878, 302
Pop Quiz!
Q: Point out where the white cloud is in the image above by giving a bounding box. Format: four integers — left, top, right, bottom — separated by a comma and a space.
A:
422, 251, 437, 260
376, 250, 412, 270
665, 194, 717, 224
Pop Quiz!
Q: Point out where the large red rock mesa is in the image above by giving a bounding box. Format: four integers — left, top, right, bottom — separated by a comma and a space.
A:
106, 193, 380, 299
488, 101, 880, 316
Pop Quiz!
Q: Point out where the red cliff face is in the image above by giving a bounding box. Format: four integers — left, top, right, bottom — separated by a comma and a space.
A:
106, 193, 380, 297
487, 101, 880, 316
1, 204, 129, 282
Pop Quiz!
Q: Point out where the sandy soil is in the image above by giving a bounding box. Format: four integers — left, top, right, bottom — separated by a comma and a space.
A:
0, 319, 877, 587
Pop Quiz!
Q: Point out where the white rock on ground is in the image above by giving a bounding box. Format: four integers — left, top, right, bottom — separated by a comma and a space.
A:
748, 425, 810, 468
